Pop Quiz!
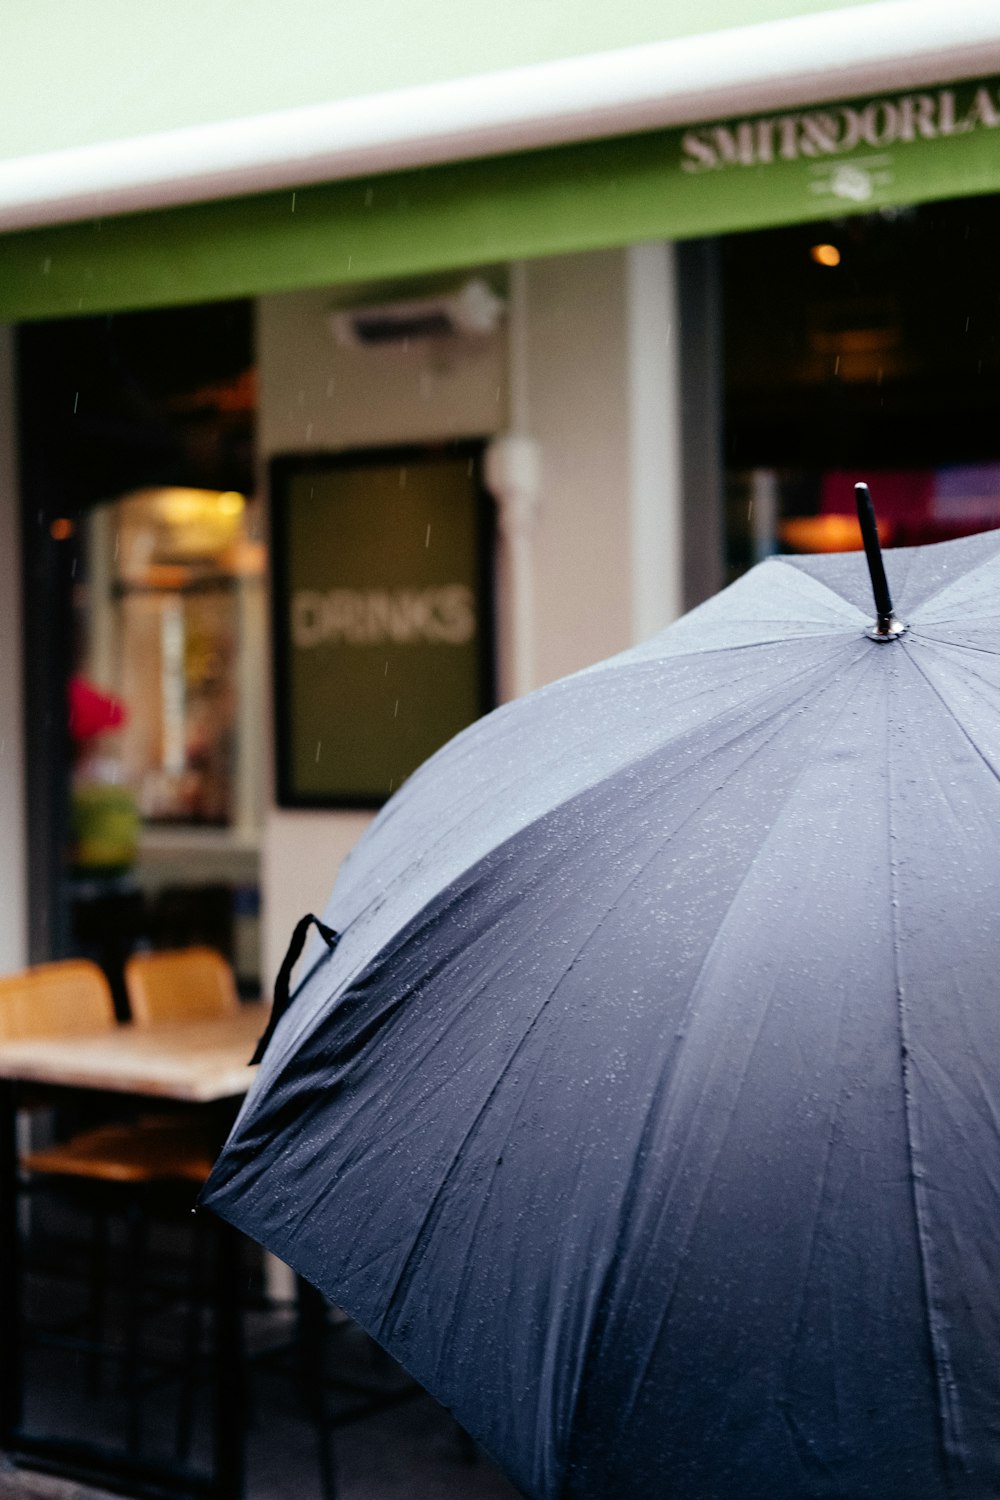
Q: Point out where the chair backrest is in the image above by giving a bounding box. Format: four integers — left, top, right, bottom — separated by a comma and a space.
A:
124, 947, 239, 1027
0, 960, 117, 1041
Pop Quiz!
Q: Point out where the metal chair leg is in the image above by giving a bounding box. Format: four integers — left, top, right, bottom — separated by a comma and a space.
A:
212, 1218, 245, 1500
122, 1192, 147, 1455
296, 1277, 338, 1500
174, 1211, 209, 1464
86, 1203, 109, 1392
0, 1082, 24, 1442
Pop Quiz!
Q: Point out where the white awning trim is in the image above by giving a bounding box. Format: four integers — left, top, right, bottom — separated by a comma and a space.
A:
2, 0, 999, 232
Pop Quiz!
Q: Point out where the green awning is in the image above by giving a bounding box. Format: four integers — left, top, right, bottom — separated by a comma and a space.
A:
3, 0, 1000, 321
3, 73, 1000, 321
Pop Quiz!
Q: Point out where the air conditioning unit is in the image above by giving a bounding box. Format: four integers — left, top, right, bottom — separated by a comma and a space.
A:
329, 277, 505, 350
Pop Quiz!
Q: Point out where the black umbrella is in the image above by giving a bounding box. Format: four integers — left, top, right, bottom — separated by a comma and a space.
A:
204, 490, 1000, 1499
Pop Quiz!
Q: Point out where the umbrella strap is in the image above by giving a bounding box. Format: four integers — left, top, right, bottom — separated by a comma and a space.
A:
250, 913, 341, 1065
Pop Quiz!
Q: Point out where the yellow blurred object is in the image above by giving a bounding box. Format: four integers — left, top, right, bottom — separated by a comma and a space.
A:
810, 242, 841, 267
155, 487, 244, 524
71, 737, 139, 873
114, 487, 251, 584
70, 781, 139, 870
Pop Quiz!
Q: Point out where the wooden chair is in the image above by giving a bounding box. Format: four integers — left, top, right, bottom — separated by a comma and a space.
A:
124, 946, 240, 1027
122, 946, 245, 1458
0, 959, 217, 1454
0, 958, 114, 1043
0, 958, 216, 1181
123, 947, 337, 1496
119, 946, 237, 1200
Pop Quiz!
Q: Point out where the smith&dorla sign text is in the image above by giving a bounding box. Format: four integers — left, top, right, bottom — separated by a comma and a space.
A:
682, 85, 1000, 174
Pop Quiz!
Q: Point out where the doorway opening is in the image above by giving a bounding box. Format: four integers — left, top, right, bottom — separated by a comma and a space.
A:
18, 300, 262, 1001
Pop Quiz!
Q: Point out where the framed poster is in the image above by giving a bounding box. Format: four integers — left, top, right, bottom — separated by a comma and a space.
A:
270, 442, 495, 808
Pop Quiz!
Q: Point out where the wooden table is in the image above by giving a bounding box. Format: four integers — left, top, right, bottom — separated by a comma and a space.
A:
0, 1004, 267, 1500
0, 1006, 265, 1101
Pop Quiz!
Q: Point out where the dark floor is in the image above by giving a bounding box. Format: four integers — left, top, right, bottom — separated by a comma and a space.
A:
3, 1200, 524, 1500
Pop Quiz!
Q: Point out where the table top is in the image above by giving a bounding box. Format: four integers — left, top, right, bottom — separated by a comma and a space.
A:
0, 1004, 267, 1101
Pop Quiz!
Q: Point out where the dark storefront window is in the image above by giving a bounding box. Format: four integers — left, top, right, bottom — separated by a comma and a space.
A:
723, 195, 1000, 579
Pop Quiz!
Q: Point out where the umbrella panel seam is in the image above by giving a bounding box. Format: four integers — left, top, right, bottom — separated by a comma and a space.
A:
561, 647, 885, 1490
885, 651, 962, 1482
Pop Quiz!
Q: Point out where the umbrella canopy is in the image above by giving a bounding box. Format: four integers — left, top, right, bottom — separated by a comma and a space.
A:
204, 523, 1000, 1500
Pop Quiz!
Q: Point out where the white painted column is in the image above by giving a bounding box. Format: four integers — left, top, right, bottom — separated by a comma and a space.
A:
751, 467, 780, 562
85, 503, 119, 689
0, 325, 27, 973
486, 262, 542, 703
625, 241, 685, 643
234, 572, 266, 839
485, 432, 541, 702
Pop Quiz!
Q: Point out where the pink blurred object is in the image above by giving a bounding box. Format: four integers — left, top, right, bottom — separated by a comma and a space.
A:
68, 676, 127, 742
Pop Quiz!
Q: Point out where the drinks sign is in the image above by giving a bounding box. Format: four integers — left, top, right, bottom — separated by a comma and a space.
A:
270, 445, 494, 807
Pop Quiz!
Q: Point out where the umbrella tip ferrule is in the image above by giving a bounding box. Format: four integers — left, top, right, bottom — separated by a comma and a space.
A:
865, 615, 907, 642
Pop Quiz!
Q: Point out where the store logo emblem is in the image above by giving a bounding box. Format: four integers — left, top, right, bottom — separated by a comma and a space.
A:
825, 164, 876, 202
809, 156, 894, 204
292, 586, 476, 648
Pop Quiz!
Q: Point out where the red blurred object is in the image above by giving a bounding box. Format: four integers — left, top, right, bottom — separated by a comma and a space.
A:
821, 470, 932, 527
68, 676, 127, 742
821, 467, 1000, 546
